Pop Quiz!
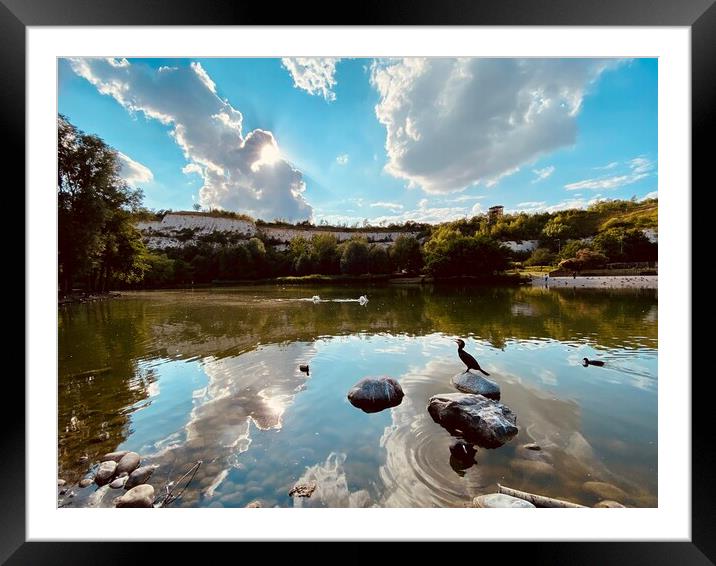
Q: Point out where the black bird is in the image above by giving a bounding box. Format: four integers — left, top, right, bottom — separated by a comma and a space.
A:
453, 338, 490, 376
582, 357, 605, 367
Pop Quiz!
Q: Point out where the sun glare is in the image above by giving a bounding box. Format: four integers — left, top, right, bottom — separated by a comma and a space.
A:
251, 142, 282, 172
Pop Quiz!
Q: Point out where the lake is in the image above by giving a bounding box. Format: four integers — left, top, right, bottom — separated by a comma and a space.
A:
58, 284, 657, 508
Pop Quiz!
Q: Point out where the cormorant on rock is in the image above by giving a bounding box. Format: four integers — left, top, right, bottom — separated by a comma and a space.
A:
453, 338, 490, 376
582, 357, 605, 367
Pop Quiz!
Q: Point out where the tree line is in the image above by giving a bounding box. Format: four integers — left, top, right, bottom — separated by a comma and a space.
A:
58, 116, 657, 293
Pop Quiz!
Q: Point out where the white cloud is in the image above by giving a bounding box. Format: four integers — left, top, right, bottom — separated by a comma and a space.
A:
336, 153, 349, 165
565, 156, 654, 191
370, 201, 404, 210
594, 161, 619, 170
117, 152, 153, 185
70, 58, 312, 222
370, 58, 617, 194
532, 165, 555, 183
516, 201, 546, 208
508, 195, 607, 214
281, 58, 340, 101
640, 190, 658, 200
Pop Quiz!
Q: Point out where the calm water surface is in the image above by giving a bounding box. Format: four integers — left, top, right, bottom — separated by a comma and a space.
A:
58, 285, 657, 508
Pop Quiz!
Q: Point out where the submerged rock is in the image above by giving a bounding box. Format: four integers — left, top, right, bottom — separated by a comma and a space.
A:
94, 461, 117, 486
288, 481, 317, 498
116, 452, 141, 476
510, 458, 555, 478
449, 441, 477, 474
428, 393, 518, 448
102, 450, 129, 463
246, 500, 263, 508
473, 493, 535, 508
79, 478, 94, 488
347, 376, 404, 413
523, 443, 541, 451
115, 484, 155, 508
125, 465, 156, 490
451, 371, 501, 400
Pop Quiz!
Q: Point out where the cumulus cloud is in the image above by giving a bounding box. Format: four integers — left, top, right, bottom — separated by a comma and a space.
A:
565, 156, 654, 191
371, 58, 617, 194
69, 58, 312, 221
640, 190, 658, 201
532, 165, 555, 183
117, 152, 153, 185
335, 153, 349, 165
281, 58, 340, 101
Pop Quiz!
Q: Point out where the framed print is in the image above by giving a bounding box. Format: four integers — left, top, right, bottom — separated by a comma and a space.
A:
8, 0, 709, 562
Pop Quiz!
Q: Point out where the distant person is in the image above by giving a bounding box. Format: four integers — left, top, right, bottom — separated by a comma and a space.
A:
573, 271, 577, 279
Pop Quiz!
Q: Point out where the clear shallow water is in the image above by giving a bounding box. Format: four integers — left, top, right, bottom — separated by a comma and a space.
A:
58, 285, 657, 508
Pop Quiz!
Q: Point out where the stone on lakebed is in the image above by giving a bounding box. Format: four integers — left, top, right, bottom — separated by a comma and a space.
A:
116, 452, 141, 476
115, 484, 155, 508
428, 393, 518, 448
125, 465, 157, 490
94, 461, 117, 486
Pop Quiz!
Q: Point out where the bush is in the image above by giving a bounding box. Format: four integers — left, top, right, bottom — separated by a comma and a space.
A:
558, 248, 608, 271
524, 247, 556, 267
368, 246, 392, 274
390, 235, 423, 273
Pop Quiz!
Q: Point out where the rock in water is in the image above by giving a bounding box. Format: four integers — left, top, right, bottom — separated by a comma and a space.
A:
347, 376, 404, 413
125, 465, 156, 489
473, 493, 535, 508
57, 479, 66, 487
451, 371, 501, 400
582, 481, 628, 501
109, 476, 128, 489
79, 478, 94, 488
102, 450, 129, 463
115, 484, 155, 508
94, 461, 118, 486
428, 393, 518, 448
116, 452, 141, 476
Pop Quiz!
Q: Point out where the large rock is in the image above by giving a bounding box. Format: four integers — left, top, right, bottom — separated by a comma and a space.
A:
102, 450, 129, 463
125, 465, 157, 490
428, 393, 518, 448
115, 484, 155, 508
594, 500, 626, 508
473, 493, 535, 508
94, 461, 117, 486
347, 376, 404, 413
109, 476, 128, 489
451, 371, 501, 400
116, 452, 141, 476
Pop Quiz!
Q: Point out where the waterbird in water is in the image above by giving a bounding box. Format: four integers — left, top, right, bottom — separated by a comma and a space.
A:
453, 338, 490, 376
358, 295, 368, 305
299, 364, 310, 375
311, 295, 321, 302
582, 357, 605, 367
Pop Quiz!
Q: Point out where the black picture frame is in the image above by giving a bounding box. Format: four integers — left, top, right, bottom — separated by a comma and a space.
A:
8, 0, 706, 562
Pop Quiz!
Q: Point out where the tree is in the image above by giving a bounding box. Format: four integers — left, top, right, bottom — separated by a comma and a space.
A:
391, 235, 423, 273
58, 115, 148, 293
311, 233, 340, 274
368, 245, 391, 274
423, 227, 509, 277
340, 238, 369, 275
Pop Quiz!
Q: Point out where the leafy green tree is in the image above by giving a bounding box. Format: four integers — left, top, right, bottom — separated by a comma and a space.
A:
311, 233, 340, 274
58, 115, 147, 292
423, 227, 509, 277
593, 228, 656, 262
390, 235, 423, 273
340, 238, 370, 275
368, 245, 392, 274
559, 239, 592, 261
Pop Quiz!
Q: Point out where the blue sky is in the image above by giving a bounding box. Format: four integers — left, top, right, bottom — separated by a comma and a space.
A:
58, 57, 657, 224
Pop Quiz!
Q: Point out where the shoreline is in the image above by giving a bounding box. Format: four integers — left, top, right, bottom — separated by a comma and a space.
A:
530, 275, 657, 289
